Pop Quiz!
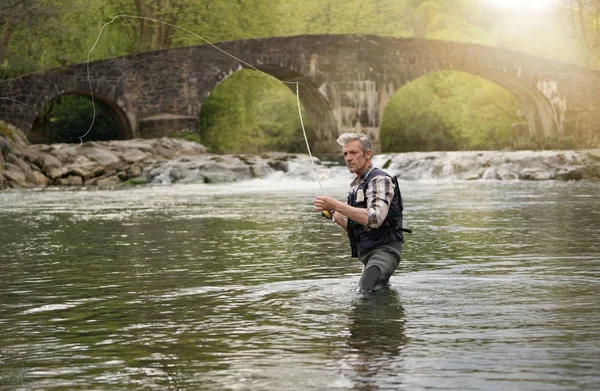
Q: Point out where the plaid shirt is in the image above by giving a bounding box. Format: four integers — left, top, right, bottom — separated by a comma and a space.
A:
349, 165, 395, 230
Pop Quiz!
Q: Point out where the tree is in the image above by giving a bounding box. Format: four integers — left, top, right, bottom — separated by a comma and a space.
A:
565, 0, 600, 66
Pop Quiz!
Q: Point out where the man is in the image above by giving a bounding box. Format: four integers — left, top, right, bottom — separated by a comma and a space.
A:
314, 133, 407, 291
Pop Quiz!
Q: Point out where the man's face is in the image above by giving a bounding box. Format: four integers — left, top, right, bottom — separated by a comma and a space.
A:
343, 140, 371, 175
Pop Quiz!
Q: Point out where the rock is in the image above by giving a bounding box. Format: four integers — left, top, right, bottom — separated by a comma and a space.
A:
56, 175, 83, 186
584, 149, 600, 162
6, 153, 31, 173
117, 170, 129, 180
26, 171, 51, 186
4, 162, 23, 173
482, 168, 500, 180
83, 147, 121, 167
46, 166, 71, 180
68, 157, 105, 180
38, 153, 63, 173
169, 166, 188, 182
50, 145, 79, 162
518, 169, 555, 180
0, 137, 13, 157
2, 170, 28, 187
582, 164, 600, 179
126, 164, 143, 178
267, 160, 289, 172
123, 176, 148, 185
557, 168, 584, 180
120, 148, 148, 163
108, 139, 155, 152
154, 144, 176, 159
96, 175, 121, 187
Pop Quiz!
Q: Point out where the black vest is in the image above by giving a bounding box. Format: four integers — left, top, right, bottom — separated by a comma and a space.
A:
347, 167, 405, 257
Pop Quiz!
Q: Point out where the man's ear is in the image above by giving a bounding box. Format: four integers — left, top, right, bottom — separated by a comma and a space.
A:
365, 149, 372, 159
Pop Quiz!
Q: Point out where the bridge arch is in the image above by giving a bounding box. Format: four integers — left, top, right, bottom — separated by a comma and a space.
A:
380, 70, 522, 152
199, 63, 337, 153
30, 90, 133, 144
0, 35, 598, 151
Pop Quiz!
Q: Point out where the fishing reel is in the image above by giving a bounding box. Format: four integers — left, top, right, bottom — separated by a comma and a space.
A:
321, 210, 335, 221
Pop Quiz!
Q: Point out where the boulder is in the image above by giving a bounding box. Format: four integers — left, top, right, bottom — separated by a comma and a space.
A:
4, 162, 23, 173
96, 175, 121, 187
56, 175, 83, 186
25, 171, 51, 186
83, 147, 121, 167
2, 170, 28, 187
68, 156, 105, 180
126, 164, 143, 178
120, 148, 148, 163
6, 153, 31, 173
46, 166, 71, 180
154, 144, 176, 159
37, 153, 63, 173
50, 145, 79, 162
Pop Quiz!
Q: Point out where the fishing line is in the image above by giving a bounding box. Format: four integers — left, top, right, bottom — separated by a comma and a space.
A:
1, 14, 324, 190
0, 97, 58, 143
87, 15, 322, 190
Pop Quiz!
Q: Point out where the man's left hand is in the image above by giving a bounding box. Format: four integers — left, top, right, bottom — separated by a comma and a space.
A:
314, 196, 339, 212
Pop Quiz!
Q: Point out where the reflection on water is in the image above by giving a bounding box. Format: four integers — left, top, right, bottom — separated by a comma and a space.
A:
347, 290, 408, 390
0, 179, 599, 390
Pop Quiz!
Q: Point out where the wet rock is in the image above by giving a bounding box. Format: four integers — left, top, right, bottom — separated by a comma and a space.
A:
56, 175, 83, 186
557, 168, 584, 180
96, 175, 121, 187
518, 169, 555, 180
582, 164, 600, 179
268, 159, 289, 172
126, 164, 143, 178
25, 171, 51, 186
482, 168, 500, 180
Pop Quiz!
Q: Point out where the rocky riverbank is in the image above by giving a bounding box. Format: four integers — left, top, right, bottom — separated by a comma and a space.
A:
0, 121, 303, 189
1, 120, 600, 190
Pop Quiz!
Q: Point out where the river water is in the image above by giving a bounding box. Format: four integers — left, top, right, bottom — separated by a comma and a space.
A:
1, 173, 599, 390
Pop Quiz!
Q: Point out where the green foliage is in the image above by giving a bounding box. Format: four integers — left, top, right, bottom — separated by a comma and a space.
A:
1, 0, 597, 152
381, 71, 519, 152
32, 94, 119, 144
199, 70, 312, 154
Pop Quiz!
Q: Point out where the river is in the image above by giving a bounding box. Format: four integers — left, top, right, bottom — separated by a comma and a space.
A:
1, 173, 599, 390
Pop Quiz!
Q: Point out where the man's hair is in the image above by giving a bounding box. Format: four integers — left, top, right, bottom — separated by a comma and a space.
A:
336, 132, 372, 153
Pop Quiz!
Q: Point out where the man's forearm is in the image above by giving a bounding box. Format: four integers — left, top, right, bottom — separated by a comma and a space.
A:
333, 200, 369, 226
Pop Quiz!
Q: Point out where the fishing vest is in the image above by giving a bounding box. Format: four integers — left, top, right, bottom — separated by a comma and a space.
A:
347, 167, 406, 257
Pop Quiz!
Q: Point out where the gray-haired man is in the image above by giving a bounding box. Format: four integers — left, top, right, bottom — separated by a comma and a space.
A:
314, 133, 408, 291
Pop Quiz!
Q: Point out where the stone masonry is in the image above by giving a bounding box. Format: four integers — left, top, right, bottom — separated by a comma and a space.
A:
1, 34, 600, 153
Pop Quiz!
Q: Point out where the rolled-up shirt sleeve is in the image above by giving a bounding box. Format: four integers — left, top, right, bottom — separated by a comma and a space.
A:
364, 175, 395, 230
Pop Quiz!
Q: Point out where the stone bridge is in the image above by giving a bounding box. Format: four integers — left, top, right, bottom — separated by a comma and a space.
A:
1, 34, 599, 152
